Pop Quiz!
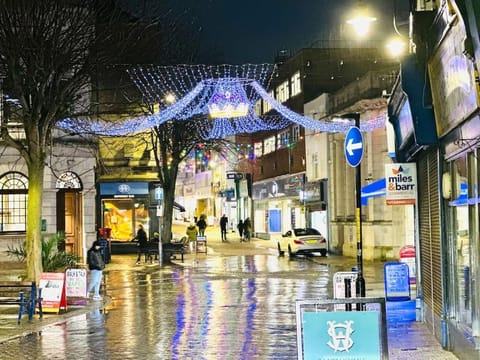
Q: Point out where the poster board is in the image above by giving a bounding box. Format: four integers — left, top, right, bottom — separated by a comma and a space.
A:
65, 268, 88, 305
39, 272, 67, 313
296, 298, 388, 360
384, 262, 411, 301
196, 235, 207, 254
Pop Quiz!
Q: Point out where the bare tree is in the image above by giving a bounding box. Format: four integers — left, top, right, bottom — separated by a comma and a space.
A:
0, 0, 178, 281
150, 117, 231, 250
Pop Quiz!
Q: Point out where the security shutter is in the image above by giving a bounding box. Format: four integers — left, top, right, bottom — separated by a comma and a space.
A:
418, 150, 443, 317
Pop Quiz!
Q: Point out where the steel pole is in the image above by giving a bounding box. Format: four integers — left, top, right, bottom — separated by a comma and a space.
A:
354, 114, 366, 301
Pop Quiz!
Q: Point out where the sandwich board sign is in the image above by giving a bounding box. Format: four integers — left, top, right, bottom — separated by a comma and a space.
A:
65, 268, 88, 305
39, 272, 67, 313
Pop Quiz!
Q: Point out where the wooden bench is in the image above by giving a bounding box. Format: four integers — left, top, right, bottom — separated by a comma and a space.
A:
0, 281, 43, 324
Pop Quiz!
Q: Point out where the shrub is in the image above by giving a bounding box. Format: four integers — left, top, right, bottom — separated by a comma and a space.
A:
6, 232, 79, 272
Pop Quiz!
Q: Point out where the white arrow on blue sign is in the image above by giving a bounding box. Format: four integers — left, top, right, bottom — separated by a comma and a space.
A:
344, 126, 364, 167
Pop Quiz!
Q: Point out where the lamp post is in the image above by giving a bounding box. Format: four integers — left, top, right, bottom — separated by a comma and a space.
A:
341, 113, 366, 301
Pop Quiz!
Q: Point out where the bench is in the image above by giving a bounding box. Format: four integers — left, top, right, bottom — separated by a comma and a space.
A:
162, 243, 186, 263
0, 281, 43, 324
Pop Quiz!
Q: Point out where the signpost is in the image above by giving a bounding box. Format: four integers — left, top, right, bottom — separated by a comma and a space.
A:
343, 113, 366, 301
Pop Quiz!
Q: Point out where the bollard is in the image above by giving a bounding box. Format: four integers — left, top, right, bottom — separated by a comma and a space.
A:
344, 278, 352, 311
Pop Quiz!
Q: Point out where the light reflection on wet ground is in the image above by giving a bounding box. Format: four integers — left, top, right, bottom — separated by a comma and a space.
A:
2, 254, 345, 359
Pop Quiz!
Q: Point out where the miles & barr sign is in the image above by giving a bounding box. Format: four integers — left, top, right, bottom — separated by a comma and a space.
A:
385, 163, 417, 205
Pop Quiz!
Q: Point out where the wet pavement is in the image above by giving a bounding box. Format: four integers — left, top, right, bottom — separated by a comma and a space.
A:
0, 227, 459, 359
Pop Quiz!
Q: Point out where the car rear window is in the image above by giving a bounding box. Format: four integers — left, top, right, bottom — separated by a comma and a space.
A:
294, 228, 320, 236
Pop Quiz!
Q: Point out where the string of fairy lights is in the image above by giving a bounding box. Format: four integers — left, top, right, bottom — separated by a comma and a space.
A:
58, 62, 387, 161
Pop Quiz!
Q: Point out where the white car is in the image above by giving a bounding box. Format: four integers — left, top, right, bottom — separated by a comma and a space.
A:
277, 228, 327, 257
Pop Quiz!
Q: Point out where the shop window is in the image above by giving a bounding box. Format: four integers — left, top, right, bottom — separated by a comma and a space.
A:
0, 172, 28, 233
447, 153, 477, 327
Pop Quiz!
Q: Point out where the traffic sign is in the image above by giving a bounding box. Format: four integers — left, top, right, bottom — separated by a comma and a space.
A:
344, 126, 364, 167
226, 173, 243, 180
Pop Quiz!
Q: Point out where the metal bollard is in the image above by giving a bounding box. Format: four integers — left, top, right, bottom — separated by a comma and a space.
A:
344, 278, 352, 311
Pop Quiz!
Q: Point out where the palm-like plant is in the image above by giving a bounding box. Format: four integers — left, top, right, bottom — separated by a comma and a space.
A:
6, 232, 79, 272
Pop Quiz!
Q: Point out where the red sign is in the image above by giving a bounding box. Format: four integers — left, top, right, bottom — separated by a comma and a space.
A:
39, 272, 67, 313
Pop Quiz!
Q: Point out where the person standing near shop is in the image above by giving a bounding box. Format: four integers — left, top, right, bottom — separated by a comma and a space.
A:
134, 224, 148, 265
186, 222, 198, 252
220, 214, 228, 242
86, 240, 105, 301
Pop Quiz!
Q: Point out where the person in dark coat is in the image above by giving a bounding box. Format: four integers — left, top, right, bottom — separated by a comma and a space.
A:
86, 240, 105, 300
134, 224, 148, 265
220, 214, 228, 242
243, 217, 252, 242
196, 215, 207, 236
237, 220, 244, 242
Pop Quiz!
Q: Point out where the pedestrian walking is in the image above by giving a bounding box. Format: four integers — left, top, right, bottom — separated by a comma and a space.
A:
196, 215, 207, 236
186, 222, 197, 252
133, 224, 148, 265
86, 240, 105, 301
237, 219, 244, 242
243, 217, 252, 242
220, 214, 228, 242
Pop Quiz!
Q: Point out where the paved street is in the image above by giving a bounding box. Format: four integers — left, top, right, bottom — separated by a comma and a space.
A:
0, 226, 458, 359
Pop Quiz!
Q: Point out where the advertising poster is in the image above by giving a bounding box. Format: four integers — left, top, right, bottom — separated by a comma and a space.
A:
39, 272, 67, 313
66, 268, 88, 305
385, 163, 417, 205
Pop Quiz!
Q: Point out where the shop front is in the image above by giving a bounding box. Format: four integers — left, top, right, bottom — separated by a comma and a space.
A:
252, 173, 306, 239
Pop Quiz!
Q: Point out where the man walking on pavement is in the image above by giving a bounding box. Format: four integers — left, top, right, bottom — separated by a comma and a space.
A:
220, 214, 228, 242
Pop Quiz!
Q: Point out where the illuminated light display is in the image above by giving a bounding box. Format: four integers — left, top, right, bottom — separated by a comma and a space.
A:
58, 64, 386, 138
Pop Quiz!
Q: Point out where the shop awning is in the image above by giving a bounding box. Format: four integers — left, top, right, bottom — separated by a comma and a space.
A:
173, 201, 186, 212
361, 178, 386, 205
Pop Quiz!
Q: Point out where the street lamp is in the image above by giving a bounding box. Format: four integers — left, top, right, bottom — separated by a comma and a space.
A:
338, 113, 366, 302
346, 0, 377, 38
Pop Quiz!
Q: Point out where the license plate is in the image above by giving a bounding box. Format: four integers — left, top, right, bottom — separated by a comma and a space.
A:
306, 240, 318, 244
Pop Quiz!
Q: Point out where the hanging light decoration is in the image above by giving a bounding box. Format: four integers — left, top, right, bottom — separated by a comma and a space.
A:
58, 64, 386, 138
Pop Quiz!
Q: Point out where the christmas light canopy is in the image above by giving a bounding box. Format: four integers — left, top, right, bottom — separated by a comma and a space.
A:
57, 64, 387, 138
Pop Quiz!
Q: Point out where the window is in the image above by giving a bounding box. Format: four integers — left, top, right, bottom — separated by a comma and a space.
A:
254, 142, 263, 158
264, 136, 276, 154
277, 130, 290, 149
291, 71, 301, 96
254, 100, 262, 116
56, 171, 82, 190
292, 125, 300, 142
0, 172, 28, 232
262, 90, 274, 114
276, 80, 290, 103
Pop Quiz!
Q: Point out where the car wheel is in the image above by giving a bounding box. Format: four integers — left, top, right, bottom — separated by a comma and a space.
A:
320, 249, 327, 257
288, 244, 295, 258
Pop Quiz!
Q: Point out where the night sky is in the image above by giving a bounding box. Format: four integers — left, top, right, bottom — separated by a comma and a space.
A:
126, 0, 410, 64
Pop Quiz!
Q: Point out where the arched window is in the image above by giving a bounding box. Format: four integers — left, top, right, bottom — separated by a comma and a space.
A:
55, 171, 82, 190
0, 172, 28, 233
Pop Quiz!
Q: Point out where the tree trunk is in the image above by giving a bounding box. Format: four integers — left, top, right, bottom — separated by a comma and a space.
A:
25, 160, 45, 283
161, 180, 175, 245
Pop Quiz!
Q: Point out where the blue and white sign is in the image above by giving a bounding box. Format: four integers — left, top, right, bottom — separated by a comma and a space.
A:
384, 262, 410, 301
302, 311, 381, 359
154, 187, 164, 201
344, 126, 364, 167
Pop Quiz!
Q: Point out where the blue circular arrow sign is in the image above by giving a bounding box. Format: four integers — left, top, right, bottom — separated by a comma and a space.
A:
344, 126, 364, 167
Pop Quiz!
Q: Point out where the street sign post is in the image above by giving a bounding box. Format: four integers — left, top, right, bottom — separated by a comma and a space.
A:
343, 114, 366, 303
344, 126, 364, 167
